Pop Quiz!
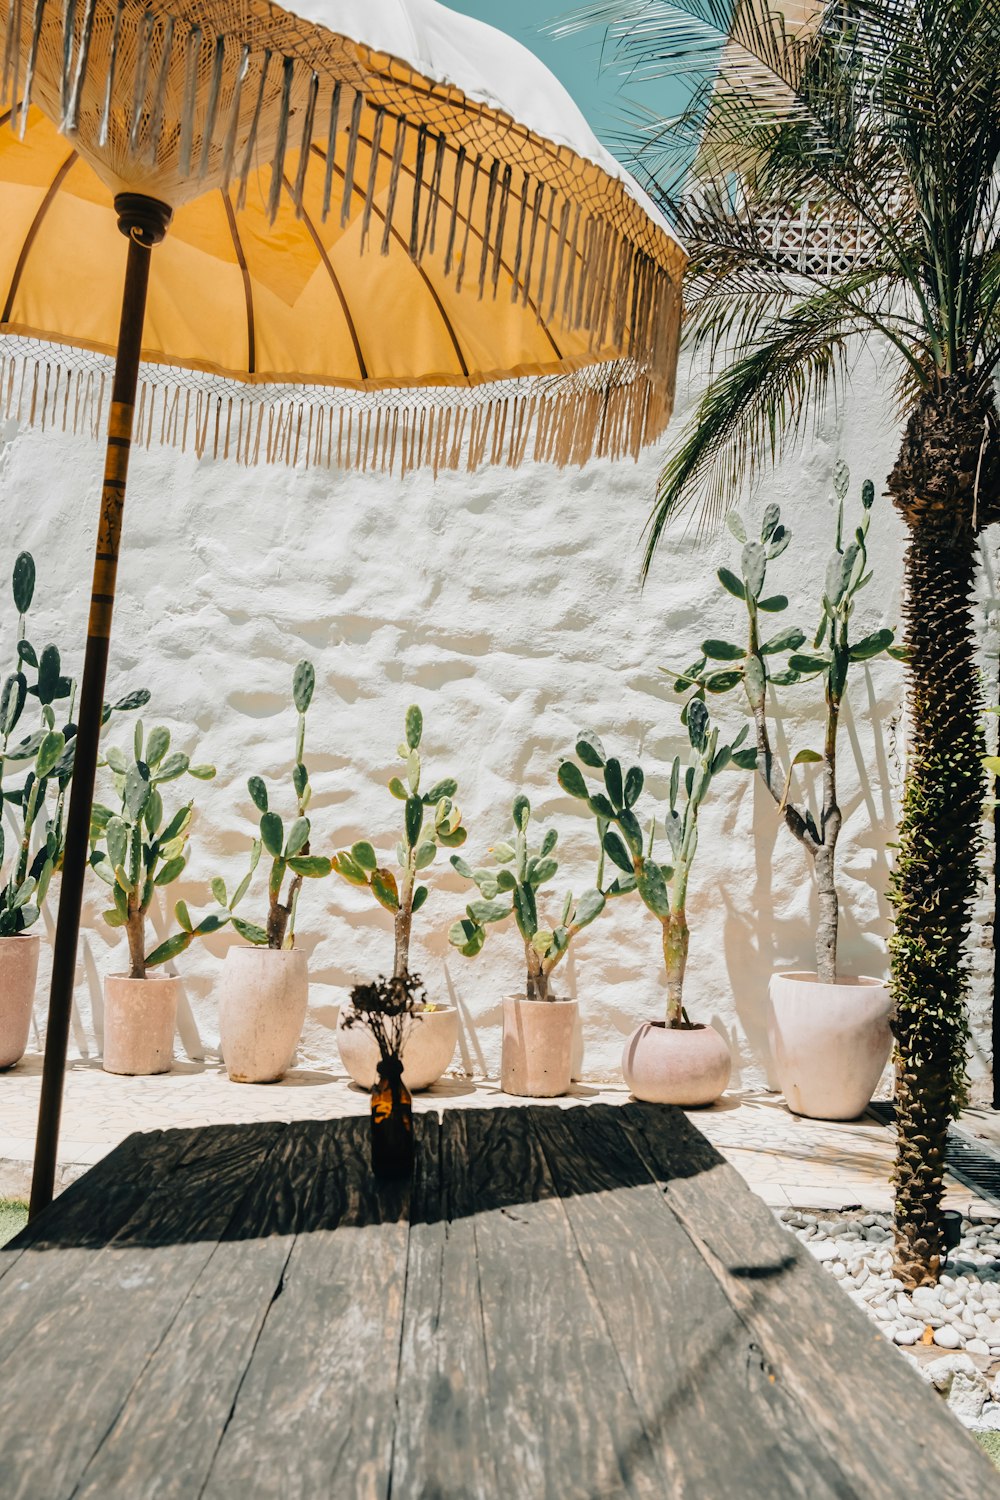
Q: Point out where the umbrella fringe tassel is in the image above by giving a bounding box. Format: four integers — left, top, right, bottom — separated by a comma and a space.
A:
0, 345, 678, 475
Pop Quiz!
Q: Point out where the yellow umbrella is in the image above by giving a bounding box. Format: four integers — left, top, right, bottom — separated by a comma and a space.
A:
0, 0, 685, 1212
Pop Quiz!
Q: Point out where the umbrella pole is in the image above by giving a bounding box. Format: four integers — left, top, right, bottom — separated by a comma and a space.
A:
29, 194, 172, 1218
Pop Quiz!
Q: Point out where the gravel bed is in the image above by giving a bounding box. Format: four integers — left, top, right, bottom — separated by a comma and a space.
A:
778, 1208, 1000, 1430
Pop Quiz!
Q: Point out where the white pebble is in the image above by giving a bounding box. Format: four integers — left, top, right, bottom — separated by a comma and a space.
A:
809, 1241, 839, 1262
779, 1206, 1000, 1428
948, 1372, 988, 1426
924, 1354, 979, 1390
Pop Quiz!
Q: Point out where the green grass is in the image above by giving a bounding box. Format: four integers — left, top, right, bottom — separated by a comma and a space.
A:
974, 1432, 1000, 1470
0, 1199, 28, 1247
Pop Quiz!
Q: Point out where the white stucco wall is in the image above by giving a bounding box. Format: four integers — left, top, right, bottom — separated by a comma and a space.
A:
0, 350, 994, 1093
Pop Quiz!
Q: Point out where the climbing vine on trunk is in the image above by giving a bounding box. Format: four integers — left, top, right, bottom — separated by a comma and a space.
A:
886, 379, 998, 1287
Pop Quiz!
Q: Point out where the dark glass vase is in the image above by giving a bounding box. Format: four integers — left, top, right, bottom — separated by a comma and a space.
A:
370, 1056, 414, 1178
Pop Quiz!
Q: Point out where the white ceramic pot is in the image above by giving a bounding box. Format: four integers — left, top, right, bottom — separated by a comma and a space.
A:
501, 995, 577, 1098
768, 970, 892, 1120
103, 973, 179, 1076
0, 934, 40, 1069
622, 1021, 731, 1107
218, 946, 308, 1083
336, 1004, 459, 1091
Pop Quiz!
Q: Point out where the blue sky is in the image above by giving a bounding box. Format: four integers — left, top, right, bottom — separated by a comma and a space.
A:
446, 3, 699, 161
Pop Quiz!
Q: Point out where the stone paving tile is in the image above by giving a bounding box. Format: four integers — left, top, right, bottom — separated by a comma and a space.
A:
1, 1050, 997, 1220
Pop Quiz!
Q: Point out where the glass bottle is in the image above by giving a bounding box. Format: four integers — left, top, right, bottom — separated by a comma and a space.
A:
370, 1055, 414, 1178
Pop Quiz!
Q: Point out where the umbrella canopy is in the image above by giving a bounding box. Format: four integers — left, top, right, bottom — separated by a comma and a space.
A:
0, 0, 685, 470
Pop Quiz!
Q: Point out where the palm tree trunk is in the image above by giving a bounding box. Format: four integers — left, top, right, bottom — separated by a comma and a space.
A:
887, 379, 993, 1287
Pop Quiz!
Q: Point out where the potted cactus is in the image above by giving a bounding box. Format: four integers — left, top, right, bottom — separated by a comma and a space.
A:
0, 550, 147, 1069
673, 463, 901, 1118
449, 795, 606, 1096
159, 660, 331, 1083
333, 704, 467, 1091
559, 706, 743, 1105
90, 722, 215, 1075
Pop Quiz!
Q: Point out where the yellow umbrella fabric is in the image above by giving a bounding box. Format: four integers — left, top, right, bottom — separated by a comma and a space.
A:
0, 0, 685, 471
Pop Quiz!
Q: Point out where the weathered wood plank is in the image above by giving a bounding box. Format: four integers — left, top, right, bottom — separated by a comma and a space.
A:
618, 1103, 1000, 1500
463, 1106, 670, 1500
531, 1104, 847, 1500
391, 1109, 500, 1500
70, 1121, 331, 1500
0, 1128, 192, 1359
199, 1113, 412, 1500
0, 1121, 283, 1500
0, 1129, 184, 1287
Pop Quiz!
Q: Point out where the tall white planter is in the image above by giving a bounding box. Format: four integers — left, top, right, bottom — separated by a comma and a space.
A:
103, 973, 179, 1076
0, 934, 40, 1070
336, 1004, 459, 1091
218, 947, 308, 1084
768, 971, 892, 1120
501, 995, 577, 1098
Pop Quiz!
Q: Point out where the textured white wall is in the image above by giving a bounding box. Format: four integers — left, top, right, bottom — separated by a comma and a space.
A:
0, 353, 993, 1092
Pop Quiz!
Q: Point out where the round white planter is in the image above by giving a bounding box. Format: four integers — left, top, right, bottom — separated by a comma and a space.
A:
218, 947, 308, 1084
622, 1021, 731, 1107
103, 973, 179, 1076
768, 971, 892, 1120
501, 995, 577, 1098
336, 1004, 459, 1092
0, 934, 40, 1070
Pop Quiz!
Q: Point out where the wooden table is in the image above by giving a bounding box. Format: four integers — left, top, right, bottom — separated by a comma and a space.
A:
0, 1102, 994, 1498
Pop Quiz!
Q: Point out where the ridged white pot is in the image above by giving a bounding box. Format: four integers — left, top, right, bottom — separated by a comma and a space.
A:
336, 1004, 459, 1091
768, 971, 892, 1120
0, 934, 39, 1069
218, 947, 308, 1084
501, 995, 577, 1098
622, 1021, 732, 1107
103, 973, 179, 1076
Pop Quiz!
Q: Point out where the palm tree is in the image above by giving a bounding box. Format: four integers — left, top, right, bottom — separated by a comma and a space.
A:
555, 0, 1000, 1285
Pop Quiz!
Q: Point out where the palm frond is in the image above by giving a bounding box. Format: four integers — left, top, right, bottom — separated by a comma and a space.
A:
552, 0, 1000, 546
642, 289, 860, 573
552, 0, 810, 104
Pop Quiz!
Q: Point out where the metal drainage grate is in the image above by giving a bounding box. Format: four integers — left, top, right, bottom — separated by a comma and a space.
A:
868, 1101, 1000, 1211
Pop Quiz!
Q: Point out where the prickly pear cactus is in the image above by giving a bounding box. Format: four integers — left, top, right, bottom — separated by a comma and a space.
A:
333, 704, 467, 981
668, 463, 902, 983
148, 659, 331, 966
558, 710, 746, 1026
90, 722, 216, 978
448, 794, 605, 1002
0, 550, 146, 939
